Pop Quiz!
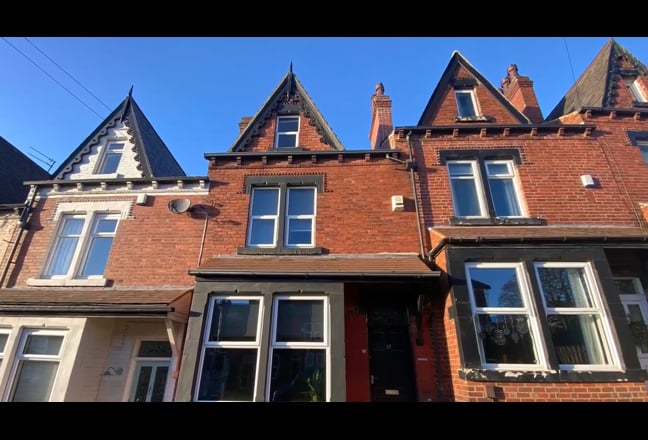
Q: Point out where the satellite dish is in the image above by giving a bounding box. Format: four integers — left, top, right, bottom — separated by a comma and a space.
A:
168, 198, 192, 214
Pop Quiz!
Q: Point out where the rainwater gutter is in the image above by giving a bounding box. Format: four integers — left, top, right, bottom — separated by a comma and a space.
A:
405, 131, 426, 261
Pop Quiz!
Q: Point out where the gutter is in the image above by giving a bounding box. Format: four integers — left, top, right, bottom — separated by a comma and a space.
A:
189, 270, 440, 278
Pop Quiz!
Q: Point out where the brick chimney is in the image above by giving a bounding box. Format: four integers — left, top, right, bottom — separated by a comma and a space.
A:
369, 82, 393, 149
239, 116, 253, 134
500, 64, 543, 123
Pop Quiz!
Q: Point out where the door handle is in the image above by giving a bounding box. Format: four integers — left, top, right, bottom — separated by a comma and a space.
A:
370, 375, 375, 384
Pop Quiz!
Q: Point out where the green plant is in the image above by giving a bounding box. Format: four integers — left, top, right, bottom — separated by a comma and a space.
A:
305, 368, 324, 402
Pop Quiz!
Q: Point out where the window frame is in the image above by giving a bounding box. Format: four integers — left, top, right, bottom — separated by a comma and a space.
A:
275, 115, 300, 149
0, 328, 10, 370
454, 88, 480, 119
628, 131, 648, 164
42, 211, 120, 281
4, 328, 66, 402
239, 175, 323, 255
625, 78, 647, 104
95, 141, 125, 175
195, 296, 263, 402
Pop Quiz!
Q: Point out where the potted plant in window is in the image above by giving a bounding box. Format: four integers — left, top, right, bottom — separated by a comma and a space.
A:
305, 368, 324, 402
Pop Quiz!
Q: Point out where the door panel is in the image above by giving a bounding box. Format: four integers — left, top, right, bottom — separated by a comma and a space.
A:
367, 302, 417, 402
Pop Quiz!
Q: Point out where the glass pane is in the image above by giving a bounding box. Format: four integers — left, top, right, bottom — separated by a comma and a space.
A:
49, 237, 78, 275
468, 267, 523, 308
100, 153, 121, 174
287, 188, 315, 215
23, 335, 63, 355
277, 133, 297, 148
150, 366, 168, 402
448, 162, 474, 176
80, 236, 114, 276
450, 179, 481, 217
251, 189, 279, 216
249, 219, 275, 246
275, 300, 324, 342
270, 349, 326, 402
286, 219, 312, 245
615, 279, 639, 295
0, 333, 7, 352
94, 218, 118, 234
138, 341, 172, 358
477, 314, 536, 364
278, 117, 299, 132
640, 147, 648, 163
62, 218, 84, 235
133, 366, 153, 402
198, 348, 257, 401
538, 267, 593, 308
548, 314, 609, 364
488, 178, 521, 217
10, 361, 58, 402
208, 299, 260, 342
485, 162, 510, 175
627, 305, 648, 353
456, 92, 476, 117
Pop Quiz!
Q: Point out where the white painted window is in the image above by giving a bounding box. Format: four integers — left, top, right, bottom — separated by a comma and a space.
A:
0, 329, 9, 370
466, 262, 621, 371
275, 116, 299, 148
615, 277, 648, 371
196, 297, 262, 401
96, 142, 125, 174
247, 186, 316, 248
626, 78, 647, 103
43, 212, 119, 279
268, 295, 328, 402
128, 340, 172, 402
5, 329, 65, 402
448, 159, 523, 218
454, 89, 479, 118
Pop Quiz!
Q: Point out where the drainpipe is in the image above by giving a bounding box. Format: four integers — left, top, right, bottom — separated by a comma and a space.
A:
0, 185, 37, 287
405, 131, 426, 260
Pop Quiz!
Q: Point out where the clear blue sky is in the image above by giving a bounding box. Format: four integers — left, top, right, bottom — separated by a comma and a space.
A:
1, 37, 647, 177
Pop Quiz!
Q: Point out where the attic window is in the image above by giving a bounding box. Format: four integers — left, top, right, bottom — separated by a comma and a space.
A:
625, 78, 648, 105
453, 88, 489, 122
275, 116, 299, 148
96, 142, 124, 174
628, 131, 648, 163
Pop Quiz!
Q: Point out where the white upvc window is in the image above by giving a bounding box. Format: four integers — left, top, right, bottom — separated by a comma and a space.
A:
466, 261, 622, 371
268, 295, 328, 402
43, 212, 119, 280
535, 262, 620, 370
95, 142, 125, 174
626, 78, 647, 103
5, 329, 65, 402
247, 186, 316, 249
466, 262, 545, 369
275, 116, 299, 148
447, 159, 523, 219
0, 329, 9, 370
454, 89, 479, 118
196, 296, 262, 401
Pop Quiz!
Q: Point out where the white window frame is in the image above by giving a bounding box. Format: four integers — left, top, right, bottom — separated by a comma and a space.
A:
0, 328, 10, 370
626, 78, 647, 103
42, 212, 119, 281
267, 295, 329, 402
95, 141, 125, 175
466, 262, 547, 370
484, 159, 524, 218
126, 339, 173, 402
4, 328, 66, 402
535, 262, 621, 371
447, 159, 489, 218
247, 188, 280, 247
275, 116, 300, 148
195, 296, 263, 402
284, 187, 316, 248
454, 89, 480, 118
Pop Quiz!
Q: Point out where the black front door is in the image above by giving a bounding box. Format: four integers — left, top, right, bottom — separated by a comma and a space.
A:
367, 301, 418, 402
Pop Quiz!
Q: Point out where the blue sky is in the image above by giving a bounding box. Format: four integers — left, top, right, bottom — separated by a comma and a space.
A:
1, 37, 647, 177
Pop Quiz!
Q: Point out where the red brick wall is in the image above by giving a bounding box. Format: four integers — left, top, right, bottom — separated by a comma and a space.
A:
10, 194, 205, 288
243, 113, 336, 152
203, 155, 422, 256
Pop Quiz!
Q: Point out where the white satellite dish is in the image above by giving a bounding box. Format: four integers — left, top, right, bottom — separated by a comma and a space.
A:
168, 198, 192, 214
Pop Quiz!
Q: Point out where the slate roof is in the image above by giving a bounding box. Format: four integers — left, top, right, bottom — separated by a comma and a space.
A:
191, 254, 440, 279
52, 91, 186, 179
417, 51, 531, 126
546, 38, 648, 121
0, 136, 51, 205
0, 288, 192, 315
229, 68, 345, 152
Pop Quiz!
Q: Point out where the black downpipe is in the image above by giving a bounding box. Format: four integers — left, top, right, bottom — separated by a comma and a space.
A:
406, 131, 426, 260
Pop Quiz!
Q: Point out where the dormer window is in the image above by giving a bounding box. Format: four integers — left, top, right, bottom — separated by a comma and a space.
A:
455, 89, 479, 118
626, 78, 647, 104
275, 116, 299, 148
96, 142, 124, 174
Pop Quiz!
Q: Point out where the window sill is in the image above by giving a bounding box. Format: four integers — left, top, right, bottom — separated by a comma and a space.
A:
632, 100, 648, 108
237, 246, 324, 256
454, 115, 492, 122
27, 277, 109, 287
458, 367, 646, 383
448, 217, 545, 226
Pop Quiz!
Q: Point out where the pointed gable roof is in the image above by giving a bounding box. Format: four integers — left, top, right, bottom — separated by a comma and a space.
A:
0, 136, 51, 204
52, 92, 186, 179
229, 68, 345, 152
546, 38, 648, 121
418, 51, 531, 126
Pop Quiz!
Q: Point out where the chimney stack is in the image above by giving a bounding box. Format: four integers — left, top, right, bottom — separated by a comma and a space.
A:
500, 64, 543, 123
239, 116, 253, 134
369, 82, 393, 149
